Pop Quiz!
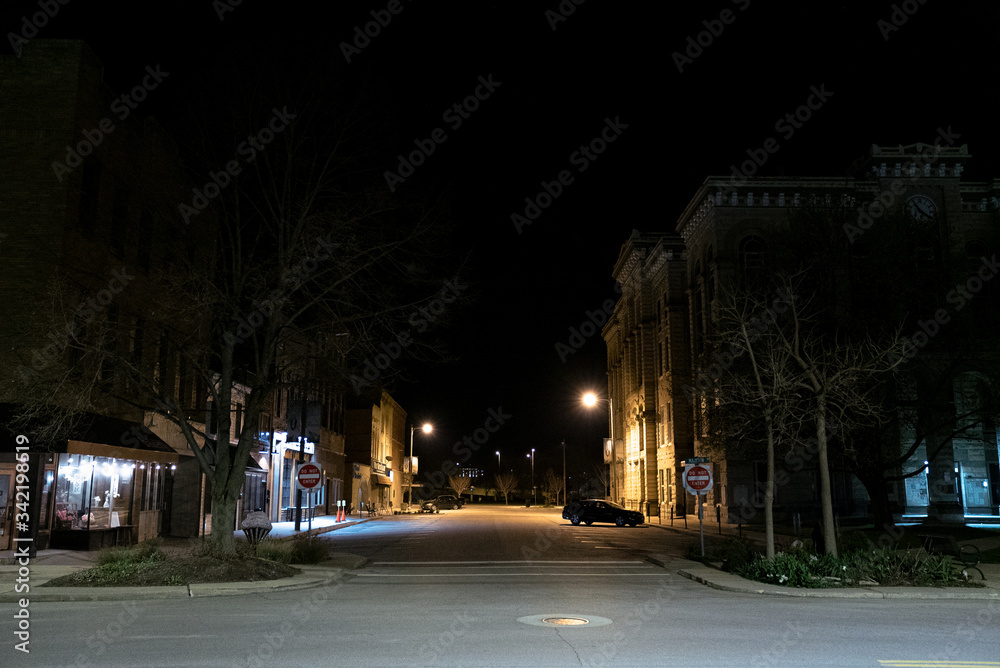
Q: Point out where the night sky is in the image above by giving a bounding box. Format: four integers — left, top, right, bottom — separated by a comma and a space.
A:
7, 1, 998, 487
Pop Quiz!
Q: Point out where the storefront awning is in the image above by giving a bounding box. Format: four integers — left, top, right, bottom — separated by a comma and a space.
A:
372, 473, 392, 486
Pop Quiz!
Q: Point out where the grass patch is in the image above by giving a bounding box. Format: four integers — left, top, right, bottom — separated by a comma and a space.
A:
41, 539, 300, 587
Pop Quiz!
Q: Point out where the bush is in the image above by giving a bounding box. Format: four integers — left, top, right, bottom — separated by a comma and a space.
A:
737, 546, 965, 588
254, 538, 294, 563
254, 536, 328, 564
716, 536, 758, 573
86, 540, 167, 585
97, 540, 165, 567
290, 536, 329, 564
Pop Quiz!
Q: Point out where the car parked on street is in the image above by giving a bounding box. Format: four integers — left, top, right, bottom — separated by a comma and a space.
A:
422, 495, 464, 511
562, 499, 644, 527
435, 494, 465, 509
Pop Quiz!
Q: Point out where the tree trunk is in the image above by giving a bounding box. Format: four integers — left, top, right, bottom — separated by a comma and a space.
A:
208, 484, 240, 554
816, 393, 838, 556
764, 416, 776, 559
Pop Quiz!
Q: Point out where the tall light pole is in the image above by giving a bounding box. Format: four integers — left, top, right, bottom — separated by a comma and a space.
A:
583, 392, 614, 500
408, 422, 432, 507
527, 449, 535, 504
561, 440, 566, 506
496, 450, 500, 469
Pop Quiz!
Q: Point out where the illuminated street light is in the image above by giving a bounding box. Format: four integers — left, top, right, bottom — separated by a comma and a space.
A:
582, 391, 614, 500
408, 422, 432, 507
527, 448, 535, 505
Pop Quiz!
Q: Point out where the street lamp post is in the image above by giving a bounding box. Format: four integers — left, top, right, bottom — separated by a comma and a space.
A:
583, 392, 614, 501
408, 422, 432, 508
561, 440, 566, 506
527, 449, 535, 504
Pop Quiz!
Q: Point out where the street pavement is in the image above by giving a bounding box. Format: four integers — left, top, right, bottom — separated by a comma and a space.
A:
5, 507, 1000, 668
2, 509, 998, 602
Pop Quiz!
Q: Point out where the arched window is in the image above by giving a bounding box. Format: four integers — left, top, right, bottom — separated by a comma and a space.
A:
738, 235, 768, 276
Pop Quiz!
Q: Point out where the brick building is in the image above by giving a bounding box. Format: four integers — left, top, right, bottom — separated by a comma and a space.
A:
603, 142, 1000, 526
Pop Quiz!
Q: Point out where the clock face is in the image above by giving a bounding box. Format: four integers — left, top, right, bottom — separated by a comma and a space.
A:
907, 195, 937, 221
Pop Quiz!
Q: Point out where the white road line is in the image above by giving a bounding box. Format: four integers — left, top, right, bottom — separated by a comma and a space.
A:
354, 573, 668, 578
370, 560, 645, 565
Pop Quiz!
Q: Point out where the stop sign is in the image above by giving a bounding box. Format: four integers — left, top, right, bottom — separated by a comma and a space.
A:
296, 463, 322, 491
683, 465, 713, 493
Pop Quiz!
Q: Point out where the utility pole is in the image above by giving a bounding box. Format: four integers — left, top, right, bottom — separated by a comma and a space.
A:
561, 440, 566, 506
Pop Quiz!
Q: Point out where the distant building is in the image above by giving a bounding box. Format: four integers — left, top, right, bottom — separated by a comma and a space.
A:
603, 142, 1000, 525
345, 390, 407, 513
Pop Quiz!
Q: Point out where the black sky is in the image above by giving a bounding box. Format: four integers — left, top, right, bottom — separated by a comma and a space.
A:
7, 0, 999, 485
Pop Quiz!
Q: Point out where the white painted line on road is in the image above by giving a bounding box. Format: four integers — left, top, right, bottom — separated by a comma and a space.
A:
354, 573, 668, 577
371, 560, 646, 565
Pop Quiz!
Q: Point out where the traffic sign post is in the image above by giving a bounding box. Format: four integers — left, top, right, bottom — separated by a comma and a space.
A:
683, 463, 714, 557
296, 463, 322, 532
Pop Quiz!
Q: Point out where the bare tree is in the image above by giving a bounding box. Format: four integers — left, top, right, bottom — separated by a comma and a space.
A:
448, 474, 471, 500
541, 468, 562, 506
493, 473, 518, 505
10, 49, 462, 555
708, 280, 801, 558
590, 463, 609, 498
768, 276, 907, 556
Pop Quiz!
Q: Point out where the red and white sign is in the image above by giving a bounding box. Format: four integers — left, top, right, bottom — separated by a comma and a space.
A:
296, 463, 322, 491
683, 464, 713, 494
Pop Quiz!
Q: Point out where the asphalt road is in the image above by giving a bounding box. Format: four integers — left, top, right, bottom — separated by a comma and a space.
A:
15, 506, 1000, 667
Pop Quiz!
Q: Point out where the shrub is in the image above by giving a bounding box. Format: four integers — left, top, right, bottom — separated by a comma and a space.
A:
290, 536, 329, 564
254, 537, 294, 564
737, 546, 965, 588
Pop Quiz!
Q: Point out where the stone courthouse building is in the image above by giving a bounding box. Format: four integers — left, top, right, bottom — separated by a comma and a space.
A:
602, 141, 1000, 526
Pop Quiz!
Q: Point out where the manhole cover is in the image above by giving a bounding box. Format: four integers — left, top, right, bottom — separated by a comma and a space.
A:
517, 614, 613, 628
542, 617, 589, 626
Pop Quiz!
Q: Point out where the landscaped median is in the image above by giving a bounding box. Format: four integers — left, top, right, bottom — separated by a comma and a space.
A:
664, 524, 1000, 599
1, 537, 367, 603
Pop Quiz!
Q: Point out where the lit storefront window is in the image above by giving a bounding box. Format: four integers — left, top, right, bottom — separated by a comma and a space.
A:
54, 454, 136, 530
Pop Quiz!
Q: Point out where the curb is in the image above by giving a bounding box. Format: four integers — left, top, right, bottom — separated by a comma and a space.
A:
0, 556, 369, 603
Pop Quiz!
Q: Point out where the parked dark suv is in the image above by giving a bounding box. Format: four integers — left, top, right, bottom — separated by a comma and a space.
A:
562, 499, 643, 527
